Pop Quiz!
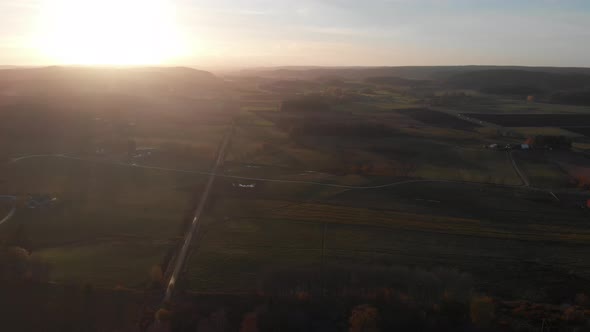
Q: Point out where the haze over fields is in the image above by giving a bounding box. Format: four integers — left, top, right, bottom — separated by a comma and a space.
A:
2, 1, 590, 331
0, 63, 590, 330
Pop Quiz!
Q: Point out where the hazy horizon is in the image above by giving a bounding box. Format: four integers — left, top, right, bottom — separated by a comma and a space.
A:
1, 0, 590, 67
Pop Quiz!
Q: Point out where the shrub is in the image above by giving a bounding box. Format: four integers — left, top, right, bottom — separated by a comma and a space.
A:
470, 296, 495, 327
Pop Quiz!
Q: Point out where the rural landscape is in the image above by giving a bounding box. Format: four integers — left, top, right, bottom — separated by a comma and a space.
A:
2, 65, 590, 331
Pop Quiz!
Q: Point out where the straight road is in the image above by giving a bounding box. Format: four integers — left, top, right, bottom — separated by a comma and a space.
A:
163, 127, 233, 303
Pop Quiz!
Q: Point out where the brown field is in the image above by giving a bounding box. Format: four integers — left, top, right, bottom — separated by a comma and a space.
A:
563, 127, 590, 137
398, 108, 481, 130
464, 113, 590, 127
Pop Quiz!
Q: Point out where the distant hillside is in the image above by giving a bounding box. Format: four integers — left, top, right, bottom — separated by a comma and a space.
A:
549, 89, 590, 106
364, 76, 431, 87
237, 66, 590, 81
259, 79, 321, 93
0, 66, 221, 97
446, 69, 590, 95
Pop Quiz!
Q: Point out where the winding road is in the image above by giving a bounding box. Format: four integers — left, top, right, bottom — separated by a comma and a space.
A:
0, 195, 17, 226
0, 206, 16, 225
9, 153, 536, 191
10, 143, 566, 212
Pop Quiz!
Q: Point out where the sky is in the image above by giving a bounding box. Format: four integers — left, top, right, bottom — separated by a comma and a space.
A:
1, 0, 590, 67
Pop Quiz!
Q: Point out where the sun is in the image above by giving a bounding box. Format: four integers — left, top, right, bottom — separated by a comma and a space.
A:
37, 0, 187, 65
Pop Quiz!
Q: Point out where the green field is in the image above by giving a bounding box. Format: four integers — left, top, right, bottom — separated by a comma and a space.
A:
0, 84, 231, 288
183, 96, 590, 302
187, 218, 323, 293
35, 242, 172, 287
226, 109, 522, 185
510, 127, 582, 138
0, 157, 205, 287
187, 189, 590, 300
512, 151, 572, 188
437, 96, 590, 114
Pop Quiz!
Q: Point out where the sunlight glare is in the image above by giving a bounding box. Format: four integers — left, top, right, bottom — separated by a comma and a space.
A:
37, 0, 188, 65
